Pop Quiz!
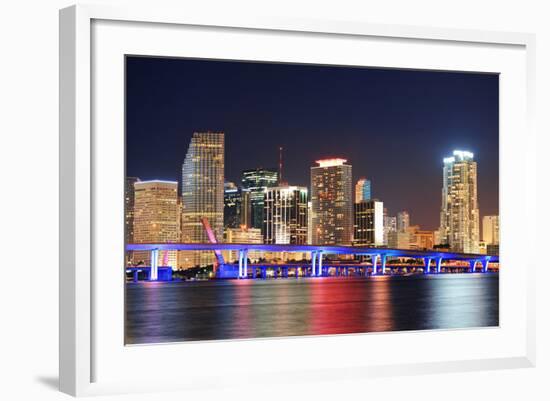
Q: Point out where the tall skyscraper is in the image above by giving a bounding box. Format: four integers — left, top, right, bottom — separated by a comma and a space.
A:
241, 168, 278, 230
181, 132, 225, 268
125, 176, 140, 265
263, 186, 308, 244
353, 199, 384, 246
311, 158, 353, 245
439, 150, 480, 253
397, 211, 410, 232
383, 214, 397, 246
355, 178, 371, 202
482, 215, 499, 245
133, 180, 179, 268
223, 182, 243, 229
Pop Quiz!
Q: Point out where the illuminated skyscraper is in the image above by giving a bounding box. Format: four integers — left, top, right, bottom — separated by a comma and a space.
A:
397, 211, 410, 232
181, 132, 225, 268
311, 158, 353, 245
263, 186, 308, 244
133, 180, 179, 268
439, 150, 480, 253
223, 182, 242, 229
355, 178, 371, 202
383, 214, 397, 246
125, 176, 140, 265
482, 215, 499, 245
353, 199, 384, 246
241, 168, 278, 230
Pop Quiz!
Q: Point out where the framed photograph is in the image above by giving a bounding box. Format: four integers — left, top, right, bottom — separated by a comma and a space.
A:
59, 4, 536, 396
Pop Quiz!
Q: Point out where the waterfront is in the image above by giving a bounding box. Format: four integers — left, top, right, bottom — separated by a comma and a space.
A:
125, 273, 498, 344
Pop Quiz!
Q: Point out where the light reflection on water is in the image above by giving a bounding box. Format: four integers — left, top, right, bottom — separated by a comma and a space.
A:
125, 274, 499, 345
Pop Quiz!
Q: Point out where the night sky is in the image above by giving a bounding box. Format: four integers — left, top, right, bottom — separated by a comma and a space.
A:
126, 56, 499, 231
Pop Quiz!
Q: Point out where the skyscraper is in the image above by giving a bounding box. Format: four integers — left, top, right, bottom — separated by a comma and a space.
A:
223, 182, 243, 229
482, 215, 499, 245
397, 211, 410, 232
310, 158, 353, 245
439, 150, 480, 253
241, 168, 278, 231
181, 132, 225, 268
353, 199, 384, 246
355, 178, 371, 202
125, 176, 140, 265
263, 186, 308, 244
383, 214, 397, 246
133, 180, 179, 268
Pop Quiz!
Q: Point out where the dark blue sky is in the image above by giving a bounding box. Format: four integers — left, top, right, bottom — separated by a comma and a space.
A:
126, 56, 499, 231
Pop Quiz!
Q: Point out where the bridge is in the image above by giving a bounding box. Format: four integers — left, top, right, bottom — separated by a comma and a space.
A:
126, 242, 499, 281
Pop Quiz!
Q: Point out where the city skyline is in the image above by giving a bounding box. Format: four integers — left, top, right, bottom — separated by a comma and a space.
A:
126, 56, 499, 231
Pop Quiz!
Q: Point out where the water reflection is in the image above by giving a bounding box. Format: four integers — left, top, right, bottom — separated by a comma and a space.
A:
125, 274, 499, 344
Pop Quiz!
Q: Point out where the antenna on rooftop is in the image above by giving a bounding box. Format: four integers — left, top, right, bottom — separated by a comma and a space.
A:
278, 146, 284, 185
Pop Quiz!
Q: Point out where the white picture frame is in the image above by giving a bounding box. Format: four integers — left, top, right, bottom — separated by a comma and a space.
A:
59, 4, 536, 397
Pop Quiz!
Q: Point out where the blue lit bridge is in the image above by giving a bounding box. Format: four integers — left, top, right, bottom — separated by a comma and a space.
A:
126, 242, 499, 281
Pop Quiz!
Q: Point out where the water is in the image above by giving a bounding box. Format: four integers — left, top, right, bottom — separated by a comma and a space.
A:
125, 273, 499, 344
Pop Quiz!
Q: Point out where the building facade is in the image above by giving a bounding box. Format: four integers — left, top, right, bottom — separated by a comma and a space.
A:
263, 186, 308, 245
397, 211, 410, 233
223, 182, 244, 229
482, 215, 500, 245
439, 150, 480, 253
310, 158, 353, 245
124, 176, 140, 265
133, 180, 179, 268
181, 132, 225, 268
223, 226, 263, 263
353, 200, 384, 246
241, 168, 278, 231
355, 178, 371, 202
383, 214, 397, 246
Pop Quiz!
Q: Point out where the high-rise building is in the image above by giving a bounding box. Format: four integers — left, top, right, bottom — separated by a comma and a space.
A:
133, 180, 179, 268
263, 186, 308, 244
439, 150, 480, 253
355, 178, 371, 202
125, 176, 140, 265
397, 211, 410, 232
241, 168, 278, 230
311, 158, 353, 245
181, 132, 225, 268
224, 182, 243, 229
383, 215, 397, 246
482, 215, 499, 245
353, 199, 384, 246
307, 201, 313, 245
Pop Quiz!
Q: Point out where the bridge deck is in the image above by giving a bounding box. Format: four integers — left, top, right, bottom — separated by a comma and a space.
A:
126, 243, 498, 262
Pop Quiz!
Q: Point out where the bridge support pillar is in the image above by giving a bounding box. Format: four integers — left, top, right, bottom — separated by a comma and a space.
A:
311, 251, 317, 277
436, 257, 443, 274
469, 260, 478, 273
372, 254, 379, 275
423, 258, 432, 274
381, 255, 387, 275
133, 270, 138, 283
150, 249, 159, 281
482, 257, 490, 273
238, 249, 248, 279
318, 251, 324, 277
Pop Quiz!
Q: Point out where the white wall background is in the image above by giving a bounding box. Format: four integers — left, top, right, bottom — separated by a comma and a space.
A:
0, 0, 548, 399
